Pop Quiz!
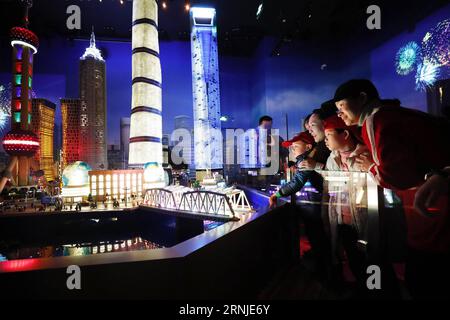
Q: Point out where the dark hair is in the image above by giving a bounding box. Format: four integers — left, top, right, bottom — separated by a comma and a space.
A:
303, 114, 312, 130
259, 115, 273, 125
311, 108, 321, 116
320, 100, 338, 119
311, 107, 335, 121
334, 79, 380, 102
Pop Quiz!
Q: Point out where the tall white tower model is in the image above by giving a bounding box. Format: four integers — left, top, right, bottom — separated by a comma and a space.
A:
129, 0, 163, 168
190, 7, 223, 171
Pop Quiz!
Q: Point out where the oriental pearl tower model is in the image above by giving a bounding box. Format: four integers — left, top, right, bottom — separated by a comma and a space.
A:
0, 0, 40, 191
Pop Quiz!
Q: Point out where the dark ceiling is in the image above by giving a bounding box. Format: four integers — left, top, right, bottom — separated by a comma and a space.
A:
0, 0, 448, 57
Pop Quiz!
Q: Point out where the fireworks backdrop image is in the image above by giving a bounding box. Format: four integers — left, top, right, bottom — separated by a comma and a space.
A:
395, 19, 450, 91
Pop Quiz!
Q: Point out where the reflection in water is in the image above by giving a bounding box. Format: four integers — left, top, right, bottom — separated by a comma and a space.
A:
0, 237, 164, 261
0, 208, 227, 262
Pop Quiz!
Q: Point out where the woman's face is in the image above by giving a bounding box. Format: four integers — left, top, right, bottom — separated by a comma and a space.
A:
308, 114, 325, 142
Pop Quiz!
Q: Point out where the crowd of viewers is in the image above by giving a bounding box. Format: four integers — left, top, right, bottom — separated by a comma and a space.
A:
268, 79, 450, 299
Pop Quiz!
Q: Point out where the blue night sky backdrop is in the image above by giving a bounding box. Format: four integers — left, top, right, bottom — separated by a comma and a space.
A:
0, 4, 448, 145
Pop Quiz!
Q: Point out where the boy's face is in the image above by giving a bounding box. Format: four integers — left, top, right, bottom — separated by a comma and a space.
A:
308, 114, 325, 142
325, 129, 347, 151
290, 141, 310, 158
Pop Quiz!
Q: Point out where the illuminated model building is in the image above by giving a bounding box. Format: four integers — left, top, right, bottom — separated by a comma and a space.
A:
61, 161, 92, 203
61, 98, 82, 167
190, 7, 223, 172
79, 30, 107, 170
88, 169, 144, 202
129, 0, 163, 169
0, 0, 39, 190
31, 98, 55, 181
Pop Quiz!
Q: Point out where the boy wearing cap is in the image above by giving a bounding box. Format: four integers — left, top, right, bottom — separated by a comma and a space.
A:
323, 115, 368, 172
333, 78, 450, 298
269, 131, 318, 208
270, 132, 334, 280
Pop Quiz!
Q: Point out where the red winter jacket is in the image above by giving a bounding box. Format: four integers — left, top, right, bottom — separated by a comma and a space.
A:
359, 100, 450, 253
